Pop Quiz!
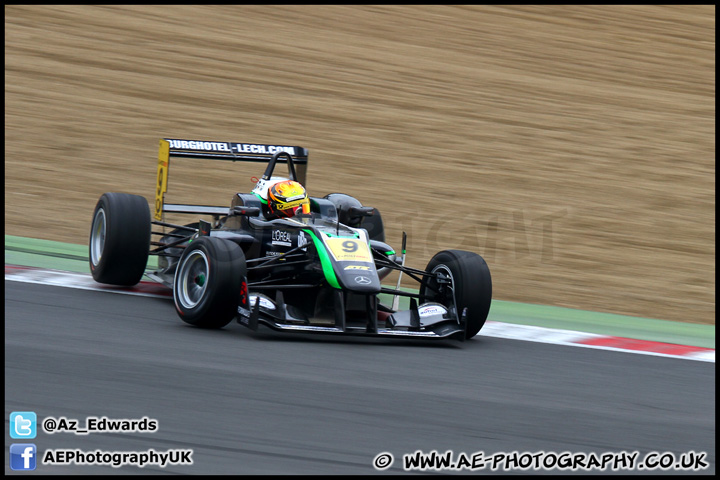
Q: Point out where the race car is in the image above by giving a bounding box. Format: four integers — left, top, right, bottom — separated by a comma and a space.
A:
88, 139, 492, 340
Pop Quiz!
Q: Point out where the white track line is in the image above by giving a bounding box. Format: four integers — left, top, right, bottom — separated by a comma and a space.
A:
5, 265, 714, 363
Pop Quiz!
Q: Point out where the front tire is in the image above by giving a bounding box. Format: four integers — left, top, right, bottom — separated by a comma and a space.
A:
173, 236, 246, 329
89, 192, 151, 286
419, 250, 492, 339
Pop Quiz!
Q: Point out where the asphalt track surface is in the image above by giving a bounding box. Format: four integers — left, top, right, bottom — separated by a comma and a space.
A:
5, 281, 715, 475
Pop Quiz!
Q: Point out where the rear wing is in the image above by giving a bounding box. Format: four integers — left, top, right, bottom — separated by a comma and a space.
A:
155, 138, 309, 221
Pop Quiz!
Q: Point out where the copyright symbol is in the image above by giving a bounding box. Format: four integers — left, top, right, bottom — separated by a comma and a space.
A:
43, 417, 56, 433
373, 452, 393, 470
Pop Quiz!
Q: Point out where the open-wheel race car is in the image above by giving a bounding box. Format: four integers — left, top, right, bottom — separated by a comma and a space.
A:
89, 139, 492, 340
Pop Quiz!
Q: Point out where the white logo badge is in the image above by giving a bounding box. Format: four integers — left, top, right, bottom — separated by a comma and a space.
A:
271, 230, 292, 247
298, 231, 308, 248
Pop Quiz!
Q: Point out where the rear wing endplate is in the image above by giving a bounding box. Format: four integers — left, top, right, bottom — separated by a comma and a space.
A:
155, 138, 309, 221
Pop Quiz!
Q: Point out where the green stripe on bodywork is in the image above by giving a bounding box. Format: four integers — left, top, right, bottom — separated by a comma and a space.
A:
303, 229, 340, 289
253, 192, 268, 204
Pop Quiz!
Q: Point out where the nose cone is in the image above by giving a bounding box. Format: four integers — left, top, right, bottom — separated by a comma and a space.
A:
339, 271, 381, 293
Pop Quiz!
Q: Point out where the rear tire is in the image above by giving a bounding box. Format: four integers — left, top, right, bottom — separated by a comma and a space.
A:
89, 192, 151, 286
419, 250, 492, 339
174, 236, 246, 329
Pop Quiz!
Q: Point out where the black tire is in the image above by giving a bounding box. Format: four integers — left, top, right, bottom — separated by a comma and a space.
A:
89, 192, 151, 286
173, 236, 246, 329
419, 250, 492, 339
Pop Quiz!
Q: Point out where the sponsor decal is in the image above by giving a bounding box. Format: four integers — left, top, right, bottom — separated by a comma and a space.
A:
248, 295, 276, 311
276, 198, 307, 211
166, 139, 233, 152
354, 276, 372, 285
271, 230, 292, 247
233, 144, 297, 155
165, 139, 298, 156
298, 231, 309, 248
344, 265, 370, 271
418, 304, 448, 317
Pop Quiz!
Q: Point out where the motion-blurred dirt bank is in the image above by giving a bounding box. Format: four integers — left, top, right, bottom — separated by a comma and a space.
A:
5, 5, 714, 324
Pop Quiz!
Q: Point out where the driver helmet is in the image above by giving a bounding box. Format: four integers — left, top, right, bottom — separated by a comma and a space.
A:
265, 179, 310, 219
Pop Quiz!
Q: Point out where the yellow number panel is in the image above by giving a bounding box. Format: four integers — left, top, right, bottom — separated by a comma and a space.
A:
324, 237, 372, 263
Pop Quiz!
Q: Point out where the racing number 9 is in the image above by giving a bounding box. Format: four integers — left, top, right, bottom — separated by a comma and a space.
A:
342, 240, 358, 253
325, 237, 372, 262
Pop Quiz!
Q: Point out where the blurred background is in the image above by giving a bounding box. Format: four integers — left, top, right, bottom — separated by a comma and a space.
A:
5, 5, 714, 325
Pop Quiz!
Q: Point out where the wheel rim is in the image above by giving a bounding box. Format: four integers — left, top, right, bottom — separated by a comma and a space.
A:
177, 250, 209, 309
90, 208, 106, 266
427, 264, 457, 308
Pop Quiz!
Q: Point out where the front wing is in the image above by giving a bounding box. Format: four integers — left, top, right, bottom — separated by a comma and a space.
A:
236, 290, 467, 340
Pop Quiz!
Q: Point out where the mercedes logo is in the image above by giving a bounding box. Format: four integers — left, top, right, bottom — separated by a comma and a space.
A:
354, 276, 371, 285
